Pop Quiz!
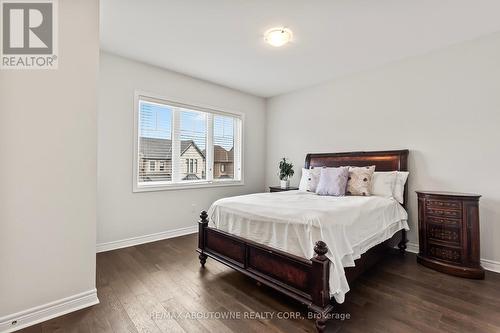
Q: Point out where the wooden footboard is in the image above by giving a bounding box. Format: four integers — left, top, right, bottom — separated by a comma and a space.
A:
196, 211, 333, 330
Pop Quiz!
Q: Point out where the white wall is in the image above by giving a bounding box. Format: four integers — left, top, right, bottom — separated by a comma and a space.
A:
266, 33, 500, 264
0, 0, 99, 326
98, 52, 266, 246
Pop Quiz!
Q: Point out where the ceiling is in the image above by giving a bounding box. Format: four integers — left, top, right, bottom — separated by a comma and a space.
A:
100, 0, 500, 97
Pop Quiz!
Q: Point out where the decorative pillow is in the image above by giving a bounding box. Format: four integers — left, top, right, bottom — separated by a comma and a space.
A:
298, 168, 309, 191
315, 167, 349, 196
394, 171, 409, 204
298, 168, 321, 192
346, 166, 376, 196
371, 171, 398, 198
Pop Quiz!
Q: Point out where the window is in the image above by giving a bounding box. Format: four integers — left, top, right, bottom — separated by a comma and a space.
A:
213, 115, 235, 179
138, 100, 173, 182
134, 93, 243, 191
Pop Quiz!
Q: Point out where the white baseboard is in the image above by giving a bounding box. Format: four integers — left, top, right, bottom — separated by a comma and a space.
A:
403, 242, 500, 273
96, 225, 198, 253
0, 289, 99, 333
405, 242, 420, 254
480, 258, 500, 273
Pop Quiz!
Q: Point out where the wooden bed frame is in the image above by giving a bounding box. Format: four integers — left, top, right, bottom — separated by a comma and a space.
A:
196, 150, 409, 332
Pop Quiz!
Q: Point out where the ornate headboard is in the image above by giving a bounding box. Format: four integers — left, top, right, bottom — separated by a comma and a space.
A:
305, 149, 409, 206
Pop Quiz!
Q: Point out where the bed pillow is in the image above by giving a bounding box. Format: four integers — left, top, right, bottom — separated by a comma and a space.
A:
298, 168, 321, 192
298, 168, 309, 191
371, 171, 398, 198
346, 166, 376, 196
315, 167, 349, 196
394, 171, 409, 204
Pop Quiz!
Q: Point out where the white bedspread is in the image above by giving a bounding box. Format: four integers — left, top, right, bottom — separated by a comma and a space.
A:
208, 191, 409, 303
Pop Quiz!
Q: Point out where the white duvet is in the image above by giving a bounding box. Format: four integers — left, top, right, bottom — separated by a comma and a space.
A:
208, 190, 409, 303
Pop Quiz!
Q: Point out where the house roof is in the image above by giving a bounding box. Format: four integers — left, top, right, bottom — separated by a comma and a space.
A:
181, 139, 205, 157
139, 137, 233, 162
139, 137, 205, 160
182, 174, 200, 181
214, 145, 233, 163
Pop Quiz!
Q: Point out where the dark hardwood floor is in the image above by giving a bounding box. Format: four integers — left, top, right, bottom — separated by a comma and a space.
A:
19, 234, 500, 333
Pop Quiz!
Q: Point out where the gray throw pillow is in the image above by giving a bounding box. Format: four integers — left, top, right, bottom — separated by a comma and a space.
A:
315, 167, 349, 196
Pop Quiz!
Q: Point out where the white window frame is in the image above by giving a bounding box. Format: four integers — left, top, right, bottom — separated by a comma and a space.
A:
133, 90, 244, 192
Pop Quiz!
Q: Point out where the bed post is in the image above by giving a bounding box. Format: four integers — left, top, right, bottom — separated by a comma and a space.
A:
310, 241, 334, 333
198, 211, 208, 267
398, 229, 407, 254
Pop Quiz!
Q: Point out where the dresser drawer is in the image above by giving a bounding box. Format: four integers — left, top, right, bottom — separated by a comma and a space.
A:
426, 216, 462, 227
427, 224, 461, 245
426, 199, 462, 210
428, 243, 462, 263
426, 207, 462, 219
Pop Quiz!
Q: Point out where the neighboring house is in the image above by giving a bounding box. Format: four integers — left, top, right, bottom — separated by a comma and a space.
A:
139, 137, 234, 181
139, 138, 206, 182
180, 140, 206, 180
214, 145, 234, 179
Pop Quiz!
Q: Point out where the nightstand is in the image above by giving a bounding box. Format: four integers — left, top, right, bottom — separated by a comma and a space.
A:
269, 186, 299, 193
416, 191, 484, 279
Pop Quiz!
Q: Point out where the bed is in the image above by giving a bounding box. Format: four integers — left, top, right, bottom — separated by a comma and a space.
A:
196, 150, 409, 332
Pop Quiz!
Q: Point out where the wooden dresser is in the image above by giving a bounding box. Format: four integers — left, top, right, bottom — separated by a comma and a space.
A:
416, 191, 484, 279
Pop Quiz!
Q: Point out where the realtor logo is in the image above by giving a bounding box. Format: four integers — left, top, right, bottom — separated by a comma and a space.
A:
1, 0, 58, 69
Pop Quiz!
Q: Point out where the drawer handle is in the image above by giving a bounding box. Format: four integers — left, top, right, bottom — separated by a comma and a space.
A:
428, 217, 459, 225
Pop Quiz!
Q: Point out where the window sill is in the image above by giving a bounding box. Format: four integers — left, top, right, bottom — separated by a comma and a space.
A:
133, 180, 244, 193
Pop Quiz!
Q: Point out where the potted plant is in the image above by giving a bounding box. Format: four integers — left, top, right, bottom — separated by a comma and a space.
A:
278, 157, 294, 189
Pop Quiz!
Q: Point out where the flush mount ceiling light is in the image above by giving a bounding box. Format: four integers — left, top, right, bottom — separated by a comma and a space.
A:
264, 27, 293, 47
